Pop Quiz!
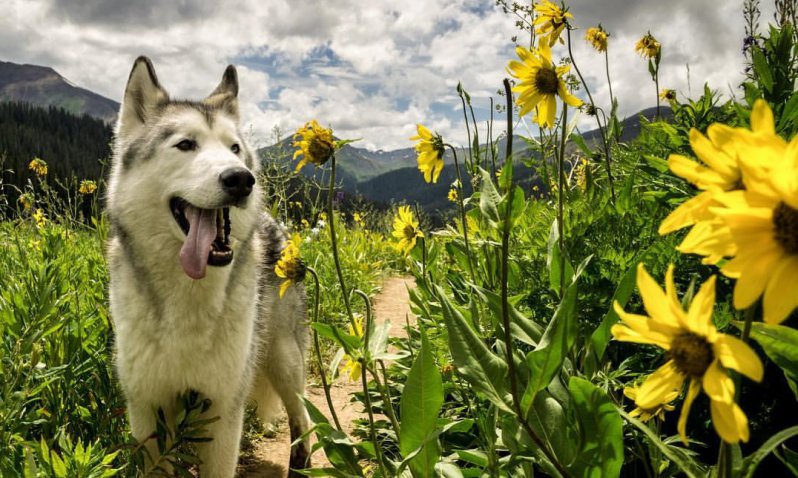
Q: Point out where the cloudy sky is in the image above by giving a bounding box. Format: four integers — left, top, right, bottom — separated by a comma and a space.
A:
1, 0, 777, 151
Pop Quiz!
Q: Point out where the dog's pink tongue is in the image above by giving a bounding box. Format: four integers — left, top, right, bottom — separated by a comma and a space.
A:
179, 205, 216, 280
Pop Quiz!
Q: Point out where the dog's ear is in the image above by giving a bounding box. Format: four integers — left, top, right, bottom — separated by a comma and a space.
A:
118, 56, 168, 136
203, 65, 239, 119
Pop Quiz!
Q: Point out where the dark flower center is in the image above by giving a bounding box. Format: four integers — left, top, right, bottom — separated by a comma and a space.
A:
284, 258, 307, 281
403, 224, 417, 240
773, 202, 798, 255
308, 138, 333, 165
668, 333, 714, 378
535, 68, 559, 95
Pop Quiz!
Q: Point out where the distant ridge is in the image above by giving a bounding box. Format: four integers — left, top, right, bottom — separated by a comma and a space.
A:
0, 60, 119, 123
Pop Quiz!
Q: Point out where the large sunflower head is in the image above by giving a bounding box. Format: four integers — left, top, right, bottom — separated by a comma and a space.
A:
635, 32, 661, 59
507, 42, 583, 128
392, 206, 423, 255
611, 263, 763, 444
533, 0, 574, 46
275, 233, 306, 298
584, 25, 608, 53
410, 124, 445, 183
293, 120, 335, 172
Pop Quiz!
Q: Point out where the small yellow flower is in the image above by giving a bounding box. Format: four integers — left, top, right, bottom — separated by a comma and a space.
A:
32, 208, 47, 228
507, 42, 583, 128
447, 188, 458, 202
392, 206, 423, 255
28, 158, 48, 177
79, 179, 98, 195
353, 212, 364, 225
635, 32, 661, 59
18, 193, 33, 211
341, 314, 364, 382
660, 89, 677, 102
293, 120, 335, 172
612, 264, 763, 444
410, 124, 445, 183
274, 233, 305, 298
585, 26, 608, 53
624, 384, 678, 422
533, 0, 574, 46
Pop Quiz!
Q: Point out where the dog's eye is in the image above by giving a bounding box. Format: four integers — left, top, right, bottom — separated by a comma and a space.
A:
175, 139, 197, 152
230, 144, 241, 154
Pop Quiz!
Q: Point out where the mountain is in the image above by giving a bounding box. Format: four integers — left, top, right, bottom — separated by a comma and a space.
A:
0, 61, 119, 123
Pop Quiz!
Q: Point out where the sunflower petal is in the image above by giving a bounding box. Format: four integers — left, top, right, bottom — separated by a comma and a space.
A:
677, 379, 701, 445
702, 359, 735, 403
710, 399, 749, 444
636, 361, 685, 409
714, 334, 764, 382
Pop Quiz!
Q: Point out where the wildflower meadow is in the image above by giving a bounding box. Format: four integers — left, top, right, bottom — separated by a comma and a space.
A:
1, 0, 798, 477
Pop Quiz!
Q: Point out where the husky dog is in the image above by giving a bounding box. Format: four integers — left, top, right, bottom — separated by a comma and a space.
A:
106, 56, 310, 477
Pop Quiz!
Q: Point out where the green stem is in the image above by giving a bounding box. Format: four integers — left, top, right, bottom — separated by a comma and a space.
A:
326, 154, 356, 330
502, 78, 572, 478
604, 48, 615, 109
446, 144, 476, 285
306, 267, 343, 431
458, 87, 475, 171
566, 27, 616, 202
557, 105, 568, 295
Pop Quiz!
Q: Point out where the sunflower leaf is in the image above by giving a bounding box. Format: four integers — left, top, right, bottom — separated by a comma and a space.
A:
737, 321, 798, 401
740, 426, 798, 478
567, 377, 624, 478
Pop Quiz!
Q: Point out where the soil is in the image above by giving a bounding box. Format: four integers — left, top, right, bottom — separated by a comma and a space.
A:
237, 276, 416, 477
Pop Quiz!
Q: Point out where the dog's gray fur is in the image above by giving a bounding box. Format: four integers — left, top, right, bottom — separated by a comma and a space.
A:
106, 56, 310, 477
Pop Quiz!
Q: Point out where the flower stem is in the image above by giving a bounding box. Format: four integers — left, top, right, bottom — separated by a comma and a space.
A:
446, 144, 476, 285
306, 266, 343, 431
503, 78, 572, 478
604, 48, 615, 109
566, 27, 616, 202
326, 154, 356, 330
557, 104, 568, 295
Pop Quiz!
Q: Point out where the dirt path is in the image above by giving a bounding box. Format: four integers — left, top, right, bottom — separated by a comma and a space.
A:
237, 276, 416, 477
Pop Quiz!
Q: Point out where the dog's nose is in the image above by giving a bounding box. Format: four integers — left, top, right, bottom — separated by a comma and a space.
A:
220, 168, 255, 199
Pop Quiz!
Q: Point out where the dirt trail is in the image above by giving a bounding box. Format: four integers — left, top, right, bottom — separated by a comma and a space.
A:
237, 276, 416, 477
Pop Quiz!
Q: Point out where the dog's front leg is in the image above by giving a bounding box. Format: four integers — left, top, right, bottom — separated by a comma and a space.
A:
196, 400, 245, 478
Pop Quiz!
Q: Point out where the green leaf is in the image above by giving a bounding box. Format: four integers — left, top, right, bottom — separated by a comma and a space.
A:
739, 321, 798, 400
436, 285, 512, 413
740, 426, 798, 478
400, 327, 444, 478
498, 152, 514, 192
589, 265, 637, 361
570, 133, 593, 157
523, 278, 578, 405
752, 47, 774, 92
311, 322, 360, 355
619, 409, 706, 478
479, 168, 502, 226
567, 377, 623, 478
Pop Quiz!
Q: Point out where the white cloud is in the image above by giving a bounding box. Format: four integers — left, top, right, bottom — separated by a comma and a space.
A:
0, 0, 776, 151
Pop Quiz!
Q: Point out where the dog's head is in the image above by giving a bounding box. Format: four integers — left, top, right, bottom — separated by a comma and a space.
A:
109, 56, 262, 280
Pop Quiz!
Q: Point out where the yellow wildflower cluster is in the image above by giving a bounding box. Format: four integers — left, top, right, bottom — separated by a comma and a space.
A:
79, 179, 98, 195
32, 208, 47, 228
28, 158, 48, 177
341, 314, 364, 382
18, 192, 33, 210
533, 0, 573, 46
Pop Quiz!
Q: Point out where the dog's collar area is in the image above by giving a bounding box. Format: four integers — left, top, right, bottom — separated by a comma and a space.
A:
170, 197, 234, 268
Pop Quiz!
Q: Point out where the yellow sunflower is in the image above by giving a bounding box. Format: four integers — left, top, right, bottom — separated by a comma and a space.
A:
275, 233, 306, 298
660, 89, 677, 102
611, 263, 763, 444
507, 41, 583, 128
410, 124, 445, 183
533, 0, 573, 46
293, 120, 335, 172
28, 158, 48, 177
584, 26, 608, 53
635, 32, 661, 59
79, 179, 98, 195
341, 314, 364, 382
448, 188, 458, 202
392, 206, 423, 255
710, 137, 798, 324
624, 384, 678, 422
32, 208, 47, 228
18, 192, 33, 211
